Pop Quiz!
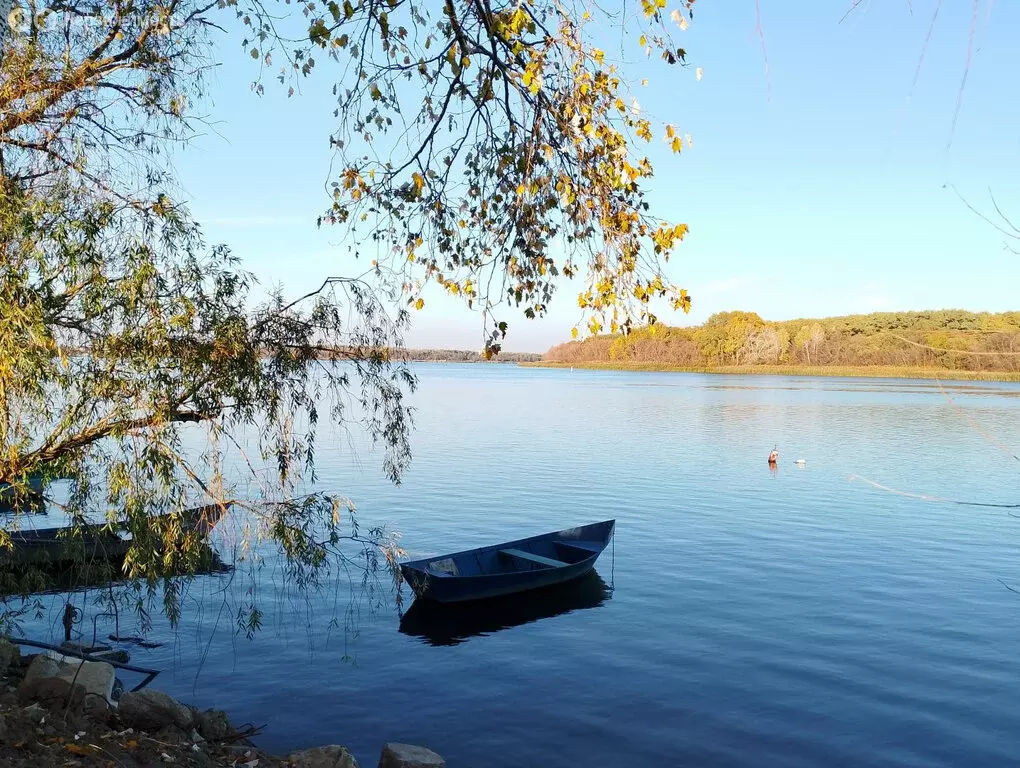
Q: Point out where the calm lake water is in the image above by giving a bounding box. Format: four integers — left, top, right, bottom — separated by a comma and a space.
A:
17, 365, 1020, 766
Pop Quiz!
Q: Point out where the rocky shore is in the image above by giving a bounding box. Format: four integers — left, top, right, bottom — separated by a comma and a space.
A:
0, 637, 443, 768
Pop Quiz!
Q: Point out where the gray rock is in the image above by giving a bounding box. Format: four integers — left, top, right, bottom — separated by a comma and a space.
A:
17, 654, 115, 709
91, 649, 131, 665
195, 708, 232, 741
190, 750, 218, 768
119, 689, 195, 732
378, 743, 445, 768
58, 643, 130, 665
289, 745, 361, 768
21, 654, 59, 686
151, 724, 192, 745
83, 692, 111, 723
0, 637, 20, 671
18, 674, 77, 707
59, 658, 115, 701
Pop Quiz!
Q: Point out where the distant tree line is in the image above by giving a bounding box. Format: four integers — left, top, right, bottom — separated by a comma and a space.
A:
399, 349, 543, 363
544, 311, 1020, 372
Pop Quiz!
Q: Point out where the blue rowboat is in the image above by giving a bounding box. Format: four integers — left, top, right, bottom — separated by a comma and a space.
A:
400, 519, 615, 604
0, 503, 232, 566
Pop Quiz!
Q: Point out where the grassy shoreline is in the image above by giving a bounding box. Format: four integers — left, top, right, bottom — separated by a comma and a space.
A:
522, 361, 1020, 382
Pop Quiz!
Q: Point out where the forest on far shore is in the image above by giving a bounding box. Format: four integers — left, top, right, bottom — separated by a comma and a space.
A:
542, 310, 1020, 373
400, 349, 543, 363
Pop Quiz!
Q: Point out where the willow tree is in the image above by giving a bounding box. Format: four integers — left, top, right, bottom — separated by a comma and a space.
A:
0, 0, 697, 627
284, 0, 697, 348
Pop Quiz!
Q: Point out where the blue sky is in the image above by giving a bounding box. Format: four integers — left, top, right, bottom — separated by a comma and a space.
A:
174, 0, 1019, 352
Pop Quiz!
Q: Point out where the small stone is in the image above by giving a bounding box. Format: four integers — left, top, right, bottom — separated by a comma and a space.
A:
378, 743, 445, 768
118, 689, 195, 732
83, 695, 111, 724
152, 725, 191, 746
191, 751, 217, 768
289, 745, 361, 768
22, 703, 47, 724
195, 708, 232, 741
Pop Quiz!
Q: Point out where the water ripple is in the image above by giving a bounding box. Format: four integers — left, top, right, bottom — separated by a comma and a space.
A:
19, 365, 1020, 767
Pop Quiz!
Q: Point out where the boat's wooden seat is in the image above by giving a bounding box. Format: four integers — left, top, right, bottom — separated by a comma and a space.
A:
555, 540, 602, 554
500, 548, 567, 569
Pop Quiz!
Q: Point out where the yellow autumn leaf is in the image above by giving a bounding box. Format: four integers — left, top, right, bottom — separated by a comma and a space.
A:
522, 65, 541, 94
571, 327, 579, 339
414, 298, 425, 310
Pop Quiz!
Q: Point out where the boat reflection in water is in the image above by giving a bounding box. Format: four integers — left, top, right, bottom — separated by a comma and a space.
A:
398, 570, 612, 647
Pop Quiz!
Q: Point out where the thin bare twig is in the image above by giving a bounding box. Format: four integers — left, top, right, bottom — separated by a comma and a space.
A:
946, 0, 980, 153
754, 0, 770, 101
